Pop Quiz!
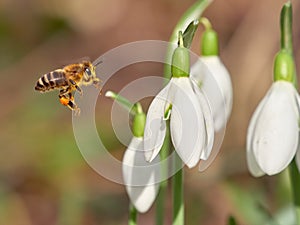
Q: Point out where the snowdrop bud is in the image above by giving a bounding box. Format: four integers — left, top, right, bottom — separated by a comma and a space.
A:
274, 50, 294, 82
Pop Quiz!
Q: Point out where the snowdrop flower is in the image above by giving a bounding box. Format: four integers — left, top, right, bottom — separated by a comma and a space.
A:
247, 51, 300, 176
105, 92, 160, 213
144, 32, 214, 168
123, 136, 160, 213
190, 18, 233, 131
191, 57, 232, 131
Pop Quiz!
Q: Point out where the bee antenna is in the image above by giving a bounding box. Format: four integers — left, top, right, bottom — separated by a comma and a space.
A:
94, 60, 103, 67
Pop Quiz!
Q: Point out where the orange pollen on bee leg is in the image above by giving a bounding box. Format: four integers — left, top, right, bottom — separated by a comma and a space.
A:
59, 97, 69, 106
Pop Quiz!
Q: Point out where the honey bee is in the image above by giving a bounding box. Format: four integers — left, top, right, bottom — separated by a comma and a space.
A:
35, 60, 101, 114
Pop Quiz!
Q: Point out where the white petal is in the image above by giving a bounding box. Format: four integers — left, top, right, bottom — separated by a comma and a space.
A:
123, 137, 160, 213
191, 80, 214, 160
190, 57, 232, 131
198, 130, 224, 171
246, 89, 271, 177
144, 80, 174, 161
201, 56, 233, 122
252, 81, 299, 175
170, 77, 205, 168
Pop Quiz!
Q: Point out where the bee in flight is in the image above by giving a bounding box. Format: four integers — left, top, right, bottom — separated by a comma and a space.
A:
35, 60, 102, 114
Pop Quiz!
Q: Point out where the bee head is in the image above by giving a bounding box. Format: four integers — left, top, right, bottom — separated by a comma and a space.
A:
83, 61, 97, 82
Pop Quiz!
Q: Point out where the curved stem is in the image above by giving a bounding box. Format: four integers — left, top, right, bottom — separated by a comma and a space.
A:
282, 2, 300, 224
105, 91, 135, 115
199, 17, 212, 30
280, 1, 297, 88
164, 0, 213, 80
158, 1, 213, 224
280, 1, 293, 54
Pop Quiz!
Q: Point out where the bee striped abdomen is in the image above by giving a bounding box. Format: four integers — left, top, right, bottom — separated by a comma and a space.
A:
35, 70, 68, 92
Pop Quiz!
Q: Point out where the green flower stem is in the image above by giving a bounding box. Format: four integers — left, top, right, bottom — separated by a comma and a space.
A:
156, 126, 170, 225
172, 153, 184, 225
280, 1, 297, 87
169, 0, 213, 44
106, 91, 144, 224
280, 2, 300, 224
289, 160, 300, 225
280, 1, 293, 54
199, 17, 212, 30
164, 0, 213, 80
129, 203, 138, 225
159, 1, 212, 224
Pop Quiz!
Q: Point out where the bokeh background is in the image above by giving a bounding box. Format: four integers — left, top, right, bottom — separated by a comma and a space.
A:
1, 0, 300, 224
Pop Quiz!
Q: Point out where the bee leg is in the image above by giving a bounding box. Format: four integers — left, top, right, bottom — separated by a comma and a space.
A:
59, 91, 80, 115
67, 92, 80, 115
93, 78, 102, 95
69, 79, 83, 95
93, 78, 101, 88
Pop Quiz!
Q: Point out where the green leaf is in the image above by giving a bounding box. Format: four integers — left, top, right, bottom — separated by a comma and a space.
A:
224, 182, 272, 225
227, 215, 238, 225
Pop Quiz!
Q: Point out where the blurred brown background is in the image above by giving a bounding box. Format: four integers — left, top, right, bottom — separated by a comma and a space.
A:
0, 0, 300, 224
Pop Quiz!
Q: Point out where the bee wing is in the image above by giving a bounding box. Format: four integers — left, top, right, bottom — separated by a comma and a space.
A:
64, 64, 85, 75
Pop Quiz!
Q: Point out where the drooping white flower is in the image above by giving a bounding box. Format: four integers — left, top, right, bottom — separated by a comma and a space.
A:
144, 76, 214, 168
105, 91, 160, 213
190, 56, 233, 131
123, 137, 161, 213
246, 81, 300, 176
